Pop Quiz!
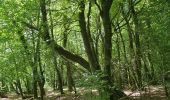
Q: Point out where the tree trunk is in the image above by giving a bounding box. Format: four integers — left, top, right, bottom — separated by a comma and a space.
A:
118, 24, 129, 85
17, 28, 38, 99
79, 0, 100, 72
39, 0, 91, 72
145, 17, 155, 82
36, 33, 45, 100
100, 0, 113, 85
48, 2, 64, 94
32, 30, 38, 99
100, 0, 126, 99
62, 17, 75, 92
32, 58, 38, 99
25, 77, 32, 94
66, 62, 73, 92
129, 0, 142, 88
53, 55, 64, 94
120, 3, 138, 88
116, 32, 122, 89
16, 79, 24, 99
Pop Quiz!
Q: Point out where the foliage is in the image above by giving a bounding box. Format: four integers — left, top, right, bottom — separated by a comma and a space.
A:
0, 0, 170, 99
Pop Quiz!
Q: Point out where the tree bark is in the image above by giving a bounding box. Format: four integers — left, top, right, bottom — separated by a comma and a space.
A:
100, 0, 113, 86
79, 0, 100, 72
52, 52, 64, 94
39, 0, 91, 72
120, 3, 138, 88
17, 29, 38, 99
62, 16, 76, 92
36, 33, 45, 100
99, 0, 126, 99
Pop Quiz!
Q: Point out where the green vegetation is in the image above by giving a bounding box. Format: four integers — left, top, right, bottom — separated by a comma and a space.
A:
0, 0, 170, 100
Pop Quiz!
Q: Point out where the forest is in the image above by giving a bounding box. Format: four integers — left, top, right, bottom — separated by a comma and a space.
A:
0, 0, 170, 100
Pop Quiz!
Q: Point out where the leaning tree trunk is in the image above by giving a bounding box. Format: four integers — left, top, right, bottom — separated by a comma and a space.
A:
38, 0, 91, 72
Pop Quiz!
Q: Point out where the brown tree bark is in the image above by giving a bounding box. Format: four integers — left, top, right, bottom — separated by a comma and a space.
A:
36, 33, 45, 100
99, 1, 126, 99
79, 0, 100, 72
100, 0, 113, 86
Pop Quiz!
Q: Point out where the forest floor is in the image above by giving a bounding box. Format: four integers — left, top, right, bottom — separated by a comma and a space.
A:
0, 85, 169, 100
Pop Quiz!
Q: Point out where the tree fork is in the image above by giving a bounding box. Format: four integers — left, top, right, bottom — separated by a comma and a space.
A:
39, 0, 91, 72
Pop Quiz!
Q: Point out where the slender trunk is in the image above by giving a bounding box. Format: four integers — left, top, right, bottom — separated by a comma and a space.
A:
14, 82, 19, 95
120, 3, 138, 88
118, 27, 129, 85
145, 18, 155, 82
129, 0, 142, 88
16, 79, 24, 99
32, 30, 38, 99
10, 83, 15, 92
16, 28, 38, 98
33, 60, 38, 99
51, 43, 64, 94
52, 72, 57, 90
62, 17, 75, 92
95, 13, 101, 62
24, 77, 32, 94
39, 0, 91, 72
143, 56, 152, 80
36, 33, 45, 100
66, 62, 74, 92
79, 0, 100, 72
148, 52, 155, 81
48, 1, 64, 93
53, 55, 64, 94
116, 32, 122, 88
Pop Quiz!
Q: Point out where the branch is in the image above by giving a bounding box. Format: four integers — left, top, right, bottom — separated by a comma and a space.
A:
23, 20, 91, 72
54, 42, 90, 71
21, 21, 39, 31
20, 0, 91, 72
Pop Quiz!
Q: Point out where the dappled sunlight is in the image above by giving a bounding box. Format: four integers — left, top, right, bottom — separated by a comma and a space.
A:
0, 86, 169, 100
123, 86, 168, 100
0, 0, 170, 100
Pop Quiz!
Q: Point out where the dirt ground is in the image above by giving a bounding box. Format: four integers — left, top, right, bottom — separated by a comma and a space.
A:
122, 86, 169, 100
0, 86, 169, 100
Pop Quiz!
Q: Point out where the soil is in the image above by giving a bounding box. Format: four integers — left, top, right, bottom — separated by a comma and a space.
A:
0, 86, 169, 100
